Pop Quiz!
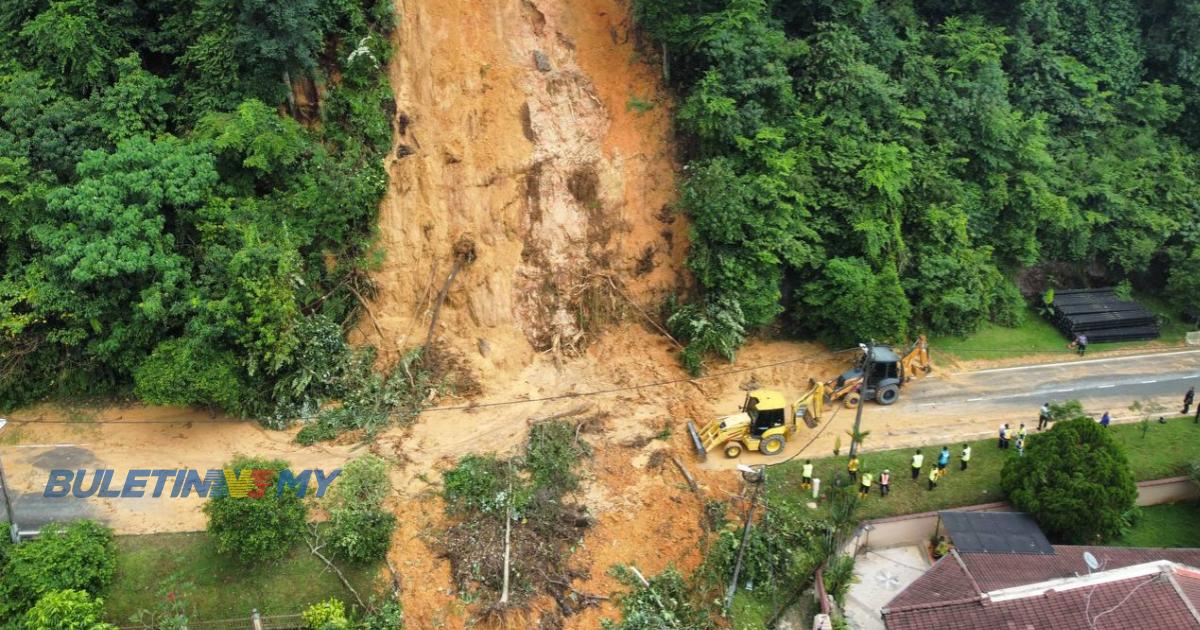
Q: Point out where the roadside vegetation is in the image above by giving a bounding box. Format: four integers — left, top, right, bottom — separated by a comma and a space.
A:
635, 0, 1200, 370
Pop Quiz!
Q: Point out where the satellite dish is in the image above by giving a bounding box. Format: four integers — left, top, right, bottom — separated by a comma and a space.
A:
1083, 551, 1100, 572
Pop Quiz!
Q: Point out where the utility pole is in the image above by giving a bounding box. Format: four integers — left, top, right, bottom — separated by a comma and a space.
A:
848, 341, 874, 460
724, 465, 765, 611
0, 419, 16, 542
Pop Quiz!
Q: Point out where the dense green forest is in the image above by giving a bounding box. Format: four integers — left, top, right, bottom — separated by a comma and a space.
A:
0, 0, 394, 416
642, 0, 1200, 363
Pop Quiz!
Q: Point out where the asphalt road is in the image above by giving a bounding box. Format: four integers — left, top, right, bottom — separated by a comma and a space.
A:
901, 349, 1200, 417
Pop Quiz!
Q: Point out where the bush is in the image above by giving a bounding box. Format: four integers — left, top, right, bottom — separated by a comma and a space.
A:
133, 338, 251, 414
22, 590, 114, 630
301, 598, 348, 630
700, 501, 827, 590
0, 521, 115, 621
666, 296, 746, 376
822, 555, 857, 608
358, 599, 404, 630
602, 566, 711, 630
202, 456, 307, 562
328, 507, 395, 563
325, 454, 395, 563
524, 420, 591, 495
441, 454, 526, 515
1001, 413, 1137, 543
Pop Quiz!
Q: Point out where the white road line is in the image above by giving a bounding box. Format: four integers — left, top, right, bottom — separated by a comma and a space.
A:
8, 443, 87, 448
1140, 379, 1160, 384
965, 349, 1200, 375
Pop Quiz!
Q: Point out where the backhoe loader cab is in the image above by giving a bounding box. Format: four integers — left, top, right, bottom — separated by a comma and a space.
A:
827, 336, 931, 408
836, 346, 903, 405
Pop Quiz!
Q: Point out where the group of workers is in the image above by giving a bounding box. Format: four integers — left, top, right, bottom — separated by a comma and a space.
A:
799, 442, 974, 499
798, 392, 1200, 501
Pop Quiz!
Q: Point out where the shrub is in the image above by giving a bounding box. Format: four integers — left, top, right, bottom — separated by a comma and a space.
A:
326, 454, 395, 563
1001, 413, 1137, 543
441, 454, 527, 515
328, 507, 395, 563
602, 566, 711, 630
134, 338, 251, 414
358, 599, 404, 630
22, 590, 114, 630
329, 454, 390, 507
0, 521, 115, 620
822, 555, 857, 608
202, 456, 306, 562
666, 296, 747, 376
524, 420, 591, 495
301, 598, 348, 630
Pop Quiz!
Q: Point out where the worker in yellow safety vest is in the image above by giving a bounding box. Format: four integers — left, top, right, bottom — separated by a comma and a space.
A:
960, 444, 971, 471
928, 465, 939, 491
859, 471, 873, 499
911, 449, 924, 481
801, 460, 814, 490
847, 456, 859, 482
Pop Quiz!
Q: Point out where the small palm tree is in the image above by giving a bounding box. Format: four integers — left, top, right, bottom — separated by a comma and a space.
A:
845, 427, 871, 453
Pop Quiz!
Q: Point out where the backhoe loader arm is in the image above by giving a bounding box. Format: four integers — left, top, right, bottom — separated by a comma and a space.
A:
793, 380, 826, 428
900, 334, 931, 381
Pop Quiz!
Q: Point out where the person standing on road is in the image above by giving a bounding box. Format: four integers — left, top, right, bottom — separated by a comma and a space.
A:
801, 460, 814, 490
928, 466, 939, 491
847, 456, 859, 482
859, 470, 873, 499
960, 444, 971, 471
937, 446, 951, 478
1184, 387, 1195, 415
912, 449, 924, 480
880, 469, 891, 497
1100, 410, 1111, 429
1038, 403, 1052, 431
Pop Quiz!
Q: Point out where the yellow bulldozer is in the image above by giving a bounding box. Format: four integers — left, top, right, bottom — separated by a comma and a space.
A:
825, 335, 931, 407
687, 381, 826, 460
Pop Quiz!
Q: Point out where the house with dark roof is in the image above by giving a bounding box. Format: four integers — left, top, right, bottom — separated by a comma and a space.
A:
882, 512, 1200, 629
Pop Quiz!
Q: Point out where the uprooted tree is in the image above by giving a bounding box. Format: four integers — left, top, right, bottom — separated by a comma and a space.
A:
437, 419, 599, 618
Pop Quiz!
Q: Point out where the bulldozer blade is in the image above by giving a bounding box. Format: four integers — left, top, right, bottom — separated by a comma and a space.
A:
687, 420, 707, 462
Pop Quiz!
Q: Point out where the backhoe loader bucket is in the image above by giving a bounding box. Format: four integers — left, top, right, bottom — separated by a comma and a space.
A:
687, 420, 707, 461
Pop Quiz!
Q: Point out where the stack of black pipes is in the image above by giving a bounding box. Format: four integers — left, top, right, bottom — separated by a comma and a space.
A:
1050, 288, 1160, 343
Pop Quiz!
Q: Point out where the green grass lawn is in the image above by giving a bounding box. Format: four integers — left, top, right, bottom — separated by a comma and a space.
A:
102, 532, 381, 624
930, 293, 1195, 363
1114, 501, 1200, 548
767, 416, 1200, 522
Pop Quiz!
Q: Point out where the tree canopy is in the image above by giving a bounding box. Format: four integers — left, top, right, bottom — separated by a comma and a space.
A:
636, 0, 1200, 357
0, 0, 395, 418
1001, 409, 1137, 543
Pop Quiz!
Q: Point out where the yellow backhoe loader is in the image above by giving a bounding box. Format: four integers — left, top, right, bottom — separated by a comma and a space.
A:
687, 381, 826, 461
825, 335, 931, 408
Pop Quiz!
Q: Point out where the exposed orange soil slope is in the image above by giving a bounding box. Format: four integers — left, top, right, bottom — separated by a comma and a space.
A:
358, 0, 685, 382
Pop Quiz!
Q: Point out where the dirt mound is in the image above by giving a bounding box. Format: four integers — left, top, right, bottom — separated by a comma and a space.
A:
357, 0, 686, 384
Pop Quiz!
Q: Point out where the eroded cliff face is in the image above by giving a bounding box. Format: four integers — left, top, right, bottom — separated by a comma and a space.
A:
358, 0, 686, 381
